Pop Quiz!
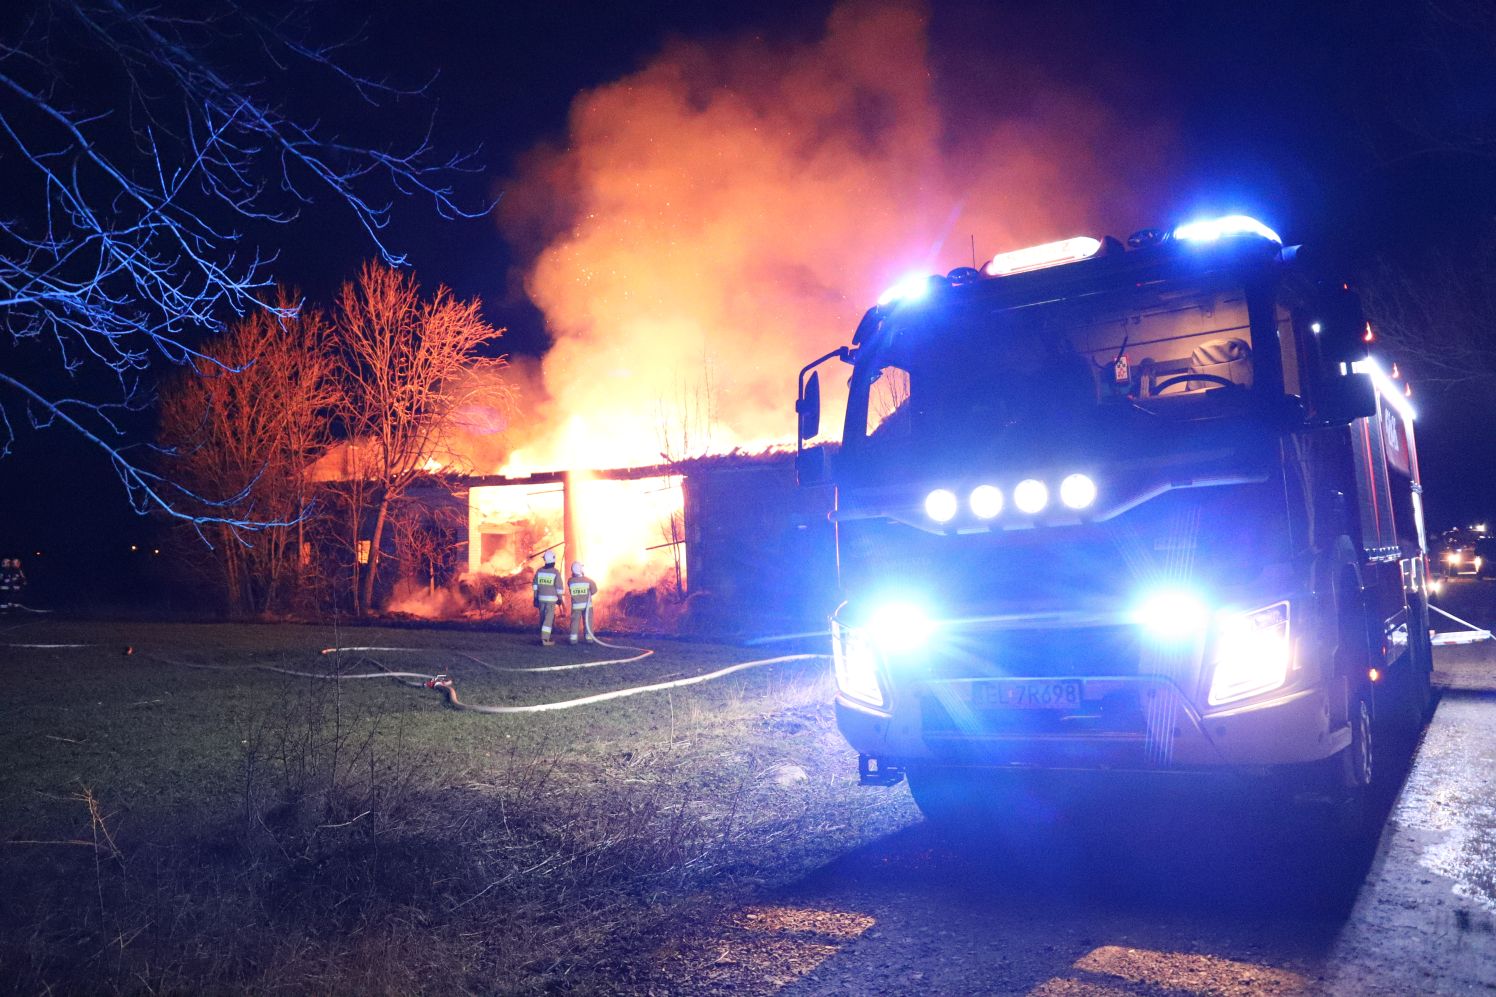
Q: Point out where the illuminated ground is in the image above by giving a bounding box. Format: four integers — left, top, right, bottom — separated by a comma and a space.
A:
641, 581, 1496, 996
4, 604, 1493, 994
0, 618, 913, 993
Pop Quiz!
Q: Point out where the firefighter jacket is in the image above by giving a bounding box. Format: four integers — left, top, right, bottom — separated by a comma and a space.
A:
568, 574, 598, 610
532, 565, 563, 603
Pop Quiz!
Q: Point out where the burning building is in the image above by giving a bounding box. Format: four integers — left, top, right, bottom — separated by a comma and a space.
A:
310, 439, 838, 633
316, 1, 1177, 630
462, 452, 837, 634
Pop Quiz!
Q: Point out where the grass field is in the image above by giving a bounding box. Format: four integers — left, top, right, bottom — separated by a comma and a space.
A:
0, 617, 916, 994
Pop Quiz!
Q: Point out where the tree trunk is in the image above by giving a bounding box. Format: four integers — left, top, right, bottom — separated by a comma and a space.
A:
349, 501, 363, 618
360, 493, 391, 617
221, 522, 245, 616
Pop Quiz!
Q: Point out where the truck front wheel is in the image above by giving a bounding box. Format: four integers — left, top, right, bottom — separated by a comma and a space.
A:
1327, 691, 1378, 840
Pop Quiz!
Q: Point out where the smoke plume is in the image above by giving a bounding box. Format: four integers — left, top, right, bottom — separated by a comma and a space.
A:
500, 0, 1174, 469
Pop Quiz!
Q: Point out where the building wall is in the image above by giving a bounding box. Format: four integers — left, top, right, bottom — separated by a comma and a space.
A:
683, 461, 837, 631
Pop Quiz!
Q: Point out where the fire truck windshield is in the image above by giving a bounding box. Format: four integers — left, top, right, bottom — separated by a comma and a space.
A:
845, 280, 1268, 463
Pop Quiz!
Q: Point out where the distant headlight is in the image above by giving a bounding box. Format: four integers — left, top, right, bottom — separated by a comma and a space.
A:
1208, 601, 1291, 705
1447, 551, 1463, 566
969, 484, 1003, 519
924, 488, 958, 523
1059, 473, 1097, 510
1013, 478, 1048, 514
869, 601, 936, 655
832, 620, 883, 708
1132, 589, 1210, 644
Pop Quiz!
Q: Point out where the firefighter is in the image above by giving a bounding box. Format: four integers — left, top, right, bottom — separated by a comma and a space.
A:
0, 559, 14, 610
0, 558, 23, 610
531, 551, 564, 645
568, 562, 598, 644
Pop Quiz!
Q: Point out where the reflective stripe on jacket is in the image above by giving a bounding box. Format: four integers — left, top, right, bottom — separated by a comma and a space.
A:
569, 576, 597, 609
532, 567, 562, 603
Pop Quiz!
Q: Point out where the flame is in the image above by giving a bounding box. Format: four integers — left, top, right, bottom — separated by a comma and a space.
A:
467, 473, 685, 613
446, 0, 1178, 615
568, 471, 687, 595
498, 0, 1174, 479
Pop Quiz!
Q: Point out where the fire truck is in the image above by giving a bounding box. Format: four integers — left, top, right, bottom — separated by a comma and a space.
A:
795, 215, 1434, 827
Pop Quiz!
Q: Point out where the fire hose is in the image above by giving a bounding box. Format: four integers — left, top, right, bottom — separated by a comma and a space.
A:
319, 634, 654, 673
146, 642, 827, 715
392, 653, 825, 714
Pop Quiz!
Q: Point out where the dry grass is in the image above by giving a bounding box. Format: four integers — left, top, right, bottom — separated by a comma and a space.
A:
0, 622, 915, 994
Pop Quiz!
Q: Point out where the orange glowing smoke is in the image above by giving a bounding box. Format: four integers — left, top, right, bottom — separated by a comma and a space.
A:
456, 0, 1178, 605
500, 0, 1175, 472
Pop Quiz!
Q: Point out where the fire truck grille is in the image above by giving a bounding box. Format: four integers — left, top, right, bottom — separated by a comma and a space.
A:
922, 624, 1144, 680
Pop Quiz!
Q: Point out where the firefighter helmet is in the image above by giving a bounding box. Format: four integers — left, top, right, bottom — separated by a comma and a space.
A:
572, 562, 586, 576
542, 551, 556, 565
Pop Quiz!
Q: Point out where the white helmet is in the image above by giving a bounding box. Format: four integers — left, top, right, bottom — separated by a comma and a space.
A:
542, 551, 556, 565
572, 562, 586, 576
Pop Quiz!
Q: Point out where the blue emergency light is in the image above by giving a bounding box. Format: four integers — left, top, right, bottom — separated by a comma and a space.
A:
1171, 214, 1281, 245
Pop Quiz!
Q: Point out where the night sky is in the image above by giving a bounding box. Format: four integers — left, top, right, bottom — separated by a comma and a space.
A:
3, 0, 1494, 606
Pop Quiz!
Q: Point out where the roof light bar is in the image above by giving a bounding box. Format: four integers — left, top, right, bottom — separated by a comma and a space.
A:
984, 236, 1102, 277
1172, 214, 1282, 245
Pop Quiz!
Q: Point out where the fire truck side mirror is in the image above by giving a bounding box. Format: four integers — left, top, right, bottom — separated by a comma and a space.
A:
797, 370, 822, 441
796, 444, 830, 486
1316, 371, 1377, 424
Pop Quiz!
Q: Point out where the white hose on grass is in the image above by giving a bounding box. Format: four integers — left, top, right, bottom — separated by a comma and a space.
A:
321, 638, 654, 673
3, 643, 98, 649
157, 649, 829, 714
430, 654, 825, 714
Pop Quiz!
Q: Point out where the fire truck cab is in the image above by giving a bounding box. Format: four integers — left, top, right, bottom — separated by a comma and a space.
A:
796, 216, 1433, 826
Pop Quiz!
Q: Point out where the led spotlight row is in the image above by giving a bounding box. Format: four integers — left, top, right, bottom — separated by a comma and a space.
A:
924, 474, 1097, 523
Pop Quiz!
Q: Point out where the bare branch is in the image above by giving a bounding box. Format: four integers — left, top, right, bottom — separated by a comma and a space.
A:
1, 0, 493, 528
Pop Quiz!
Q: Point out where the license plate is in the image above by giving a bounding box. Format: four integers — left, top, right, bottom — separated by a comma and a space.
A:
974, 680, 1083, 709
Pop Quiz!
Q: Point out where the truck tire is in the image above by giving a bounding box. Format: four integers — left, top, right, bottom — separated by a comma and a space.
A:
1329, 691, 1378, 841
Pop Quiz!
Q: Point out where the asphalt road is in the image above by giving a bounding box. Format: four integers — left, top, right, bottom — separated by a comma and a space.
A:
652, 579, 1496, 995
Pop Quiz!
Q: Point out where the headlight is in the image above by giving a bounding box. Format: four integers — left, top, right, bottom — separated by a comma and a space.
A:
1013, 478, 1048, 514
1132, 589, 1210, 644
832, 620, 884, 707
869, 601, 935, 654
1447, 551, 1463, 565
924, 488, 958, 523
1208, 601, 1291, 705
969, 484, 1003, 519
1059, 473, 1097, 510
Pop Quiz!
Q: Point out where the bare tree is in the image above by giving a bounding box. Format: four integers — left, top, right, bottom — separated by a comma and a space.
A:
156, 293, 334, 614
1366, 0, 1496, 165
1360, 242, 1496, 390
328, 262, 506, 616
390, 491, 469, 596
0, 0, 485, 529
